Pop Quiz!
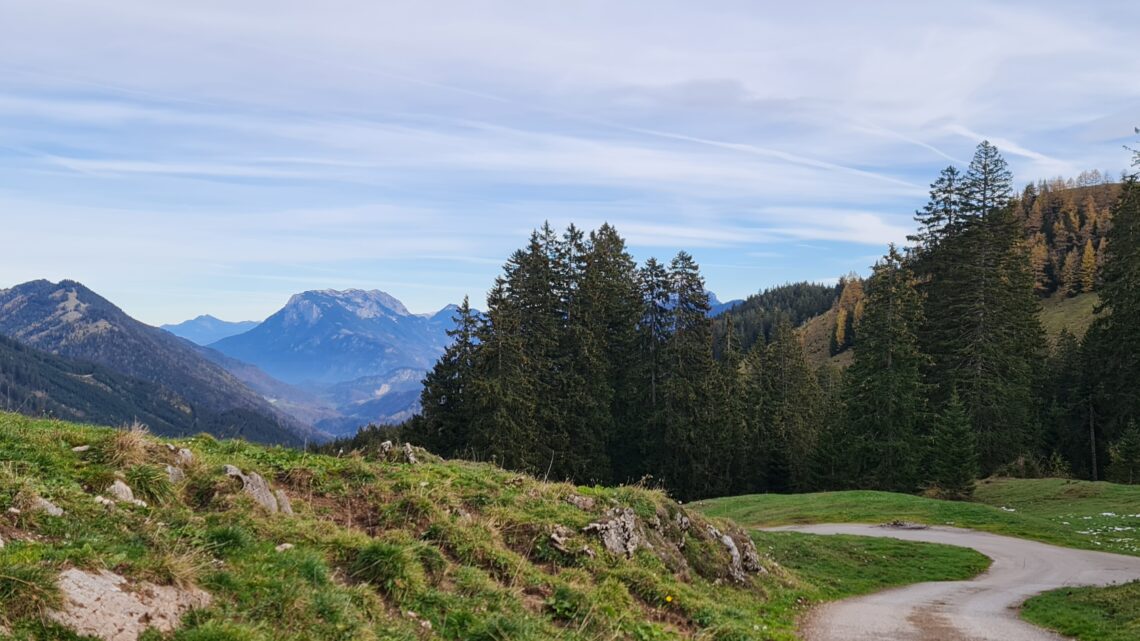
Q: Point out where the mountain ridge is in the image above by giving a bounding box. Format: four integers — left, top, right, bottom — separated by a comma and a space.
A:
0, 279, 310, 445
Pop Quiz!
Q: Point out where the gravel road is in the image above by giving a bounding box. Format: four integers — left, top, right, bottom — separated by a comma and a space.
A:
770, 523, 1140, 641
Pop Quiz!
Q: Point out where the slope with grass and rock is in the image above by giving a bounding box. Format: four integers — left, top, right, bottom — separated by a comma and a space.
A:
0, 411, 989, 641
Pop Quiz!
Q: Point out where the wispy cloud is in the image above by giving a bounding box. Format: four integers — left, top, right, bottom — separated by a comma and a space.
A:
0, 0, 1137, 321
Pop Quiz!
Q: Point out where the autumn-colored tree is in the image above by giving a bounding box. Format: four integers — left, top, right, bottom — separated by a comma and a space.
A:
1080, 239, 1097, 292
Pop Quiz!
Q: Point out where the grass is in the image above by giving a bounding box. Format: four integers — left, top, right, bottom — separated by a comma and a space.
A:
1022, 581, 1140, 641
1040, 292, 1102, 342
693, 477, 1140, 557
0, 411, 992, 640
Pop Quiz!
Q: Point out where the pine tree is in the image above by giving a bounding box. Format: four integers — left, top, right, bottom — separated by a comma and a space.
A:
908, 166, 964, 252
418, 297, 480, 457
1080, 239, 1097, 292
1060, 249, 1081, 296
914, 141, 1044, 474
580, 224, 644, 484
658, 252, 725, 499
1108, 423, 1140, 485
1084, 178, 1140, 448
928, 391, 978, 500
843, 245, 926, 492
756, 319, 822, 492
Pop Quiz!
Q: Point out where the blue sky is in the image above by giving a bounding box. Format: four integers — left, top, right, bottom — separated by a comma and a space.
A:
1, 1, 1138, 325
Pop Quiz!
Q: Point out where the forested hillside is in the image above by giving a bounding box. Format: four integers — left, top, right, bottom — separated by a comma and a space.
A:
398, 140, 1140, 500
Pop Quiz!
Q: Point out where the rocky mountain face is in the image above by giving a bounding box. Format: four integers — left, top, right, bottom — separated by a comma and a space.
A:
210, 289, 454, 385
0, 280, 310, 445
161, 315, 257, 345
205, 289, 460, 435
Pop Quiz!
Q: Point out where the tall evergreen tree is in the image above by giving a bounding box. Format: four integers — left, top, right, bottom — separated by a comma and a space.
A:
913, 141, 1044, 473
658, 252, 725, 498
843, 245, 926, 492
927, 391, 978, 500
1108, 423, 1140, 485
418, 297, 480, 457
756, 319, 822, 492
1084, 178, 1140, 447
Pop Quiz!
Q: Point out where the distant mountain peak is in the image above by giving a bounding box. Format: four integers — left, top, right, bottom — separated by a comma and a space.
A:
286, 288, 411, 321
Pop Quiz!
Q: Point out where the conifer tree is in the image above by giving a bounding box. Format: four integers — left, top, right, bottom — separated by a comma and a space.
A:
418, 297, 480, 457
1084, 178, 1140, 445
927, 391, 978, 500
1080, 239, 1097, 292
843, 245, 926, 492
658, 252, 725, 498
1109, 423, 1140, 485
914, 141, 1044, 473
757, 319, 822, 492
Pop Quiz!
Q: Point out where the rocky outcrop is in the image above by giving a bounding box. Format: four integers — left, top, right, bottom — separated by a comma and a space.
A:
583, 508, 643, 558
223, 465, 291, 514
48, 568, 210, 641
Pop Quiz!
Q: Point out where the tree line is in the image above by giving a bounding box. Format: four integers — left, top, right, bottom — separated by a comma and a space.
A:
354, 139, 1140, 500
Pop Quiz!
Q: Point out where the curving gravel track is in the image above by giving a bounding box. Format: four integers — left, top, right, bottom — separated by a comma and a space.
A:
770, 524, 1140, 641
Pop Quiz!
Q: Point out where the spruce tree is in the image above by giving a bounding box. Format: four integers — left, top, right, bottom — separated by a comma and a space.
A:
913, 141, 1044, 474
928, 391, 978, 500
756, 319, 822, 492
658, 252, 725, 499
418, 297, 480, 457
1084, 178, 1140, 446
843, 245, 925, 492
1108, 423, 1140, 485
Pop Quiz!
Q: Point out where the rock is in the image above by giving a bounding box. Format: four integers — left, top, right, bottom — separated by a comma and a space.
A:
71, 445, 91, 453
106, 480, 134, 503
95, 496, 114, 507
673, 511, 691, 532
7, 507, 20, 515
379, 441, 394, 454
174, 448, 193, 467
165, 444, 176, 452
579, 546, 596, 559
706, 525, 765, 583
0, 534, 4, 548
48, 568, 210, 641
275, 543, 294, 553
582, 508, 642, 558
166, 465, 185, 484
402, 442, 418, 464
273, 489, 293, 515
32, 497, 64, 517
565, 494, 596, 511
223, 465, 286, 514
550, 525, 573, 554
129, 499, 148, 508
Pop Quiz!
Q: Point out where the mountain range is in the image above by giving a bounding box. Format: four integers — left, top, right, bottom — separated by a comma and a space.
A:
0, 280, 312, 444
161, 315, 258, 345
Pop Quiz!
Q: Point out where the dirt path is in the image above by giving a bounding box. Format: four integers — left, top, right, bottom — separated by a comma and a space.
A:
770, 524, 1140, 641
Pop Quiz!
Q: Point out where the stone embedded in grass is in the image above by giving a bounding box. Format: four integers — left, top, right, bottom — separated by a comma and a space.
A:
275, 543, 295, 552
31, 496, 64, 516
223, 464, 292, 514
565, 494, 596, 511
49, 568, 210, 641
71, 445, 91, 453
166, 465, 185, 484
107, 480, 135, 503
583, 508, 643, 558
174, 448, 193, 467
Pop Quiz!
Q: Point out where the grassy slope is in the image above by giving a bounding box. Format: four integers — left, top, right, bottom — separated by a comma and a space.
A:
1040, 292, 1101, 342
694, 478, 1140, 557
694, 478, 1140, 641
0, 412, 988, 641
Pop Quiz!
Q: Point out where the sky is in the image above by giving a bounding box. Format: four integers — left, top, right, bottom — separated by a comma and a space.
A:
1, 1, 1138, 325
